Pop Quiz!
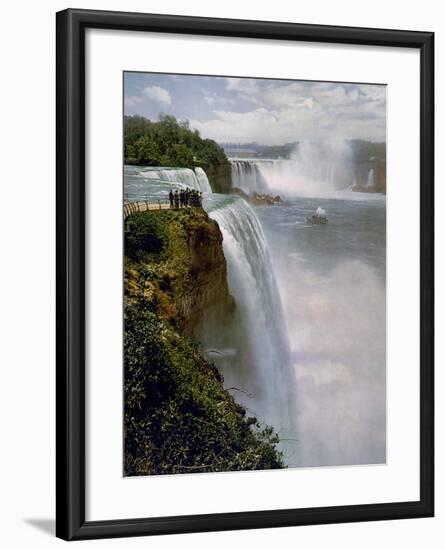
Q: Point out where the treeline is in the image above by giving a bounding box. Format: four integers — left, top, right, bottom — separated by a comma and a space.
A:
222, 141, 297, 159
124, 114, 229, 170
350, 139, 386, 162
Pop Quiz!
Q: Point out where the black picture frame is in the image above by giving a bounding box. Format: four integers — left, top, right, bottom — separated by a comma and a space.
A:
56, 8, 434, 541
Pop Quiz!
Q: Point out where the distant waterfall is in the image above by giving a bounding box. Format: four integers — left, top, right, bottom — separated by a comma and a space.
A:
230, 160, 270, 194
366, 168, 375, 189
229, 141, 354, 197
206, 195, 297, 457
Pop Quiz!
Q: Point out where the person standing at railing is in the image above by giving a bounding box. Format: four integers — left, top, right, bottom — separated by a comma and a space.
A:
169, 189, 174, 208
174, 190, 180, 209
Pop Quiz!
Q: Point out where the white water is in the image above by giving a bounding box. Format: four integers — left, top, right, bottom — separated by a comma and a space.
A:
230, 160, 270, 194
139, 166, 212, 192
194, 167, 212, 193
230, 140, 355, 198
124, 165, 212, 201
366, 168, 375, 188
205, 195, 298, 458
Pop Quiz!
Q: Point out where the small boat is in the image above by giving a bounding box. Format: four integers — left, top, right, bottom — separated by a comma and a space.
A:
307, 215, 328, 224
306, 207, 328, 224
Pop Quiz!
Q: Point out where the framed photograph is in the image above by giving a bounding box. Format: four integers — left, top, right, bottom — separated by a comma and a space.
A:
56, 8, 434, 540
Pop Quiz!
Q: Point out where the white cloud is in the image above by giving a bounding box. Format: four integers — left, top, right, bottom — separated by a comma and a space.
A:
191, 81, 386, 144
125, 75, 386, 144
143, 85, 171, 105
203, 92, 236, 106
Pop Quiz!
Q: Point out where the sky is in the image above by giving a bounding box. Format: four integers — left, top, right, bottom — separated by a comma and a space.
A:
124, 72, 386, 145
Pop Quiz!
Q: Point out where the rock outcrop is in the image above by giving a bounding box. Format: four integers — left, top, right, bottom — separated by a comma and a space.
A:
175, 210, 235, 338
230, 187, 282, 205
124, 208, 234, 340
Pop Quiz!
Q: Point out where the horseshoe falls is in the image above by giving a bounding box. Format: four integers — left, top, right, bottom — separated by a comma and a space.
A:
229, 140, 356, 198
230, 160, 270, 194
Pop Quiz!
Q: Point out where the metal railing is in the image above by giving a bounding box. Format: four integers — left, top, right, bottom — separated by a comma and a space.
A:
124, 197, 203, 219
123, 199, 170, 219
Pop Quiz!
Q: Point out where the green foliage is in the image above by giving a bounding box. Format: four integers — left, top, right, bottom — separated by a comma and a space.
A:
350, 139, 386, 162
124, 114, 229, 170
124, 298, 285, 475
125, 208, 222, 301
125, 212, 168, 259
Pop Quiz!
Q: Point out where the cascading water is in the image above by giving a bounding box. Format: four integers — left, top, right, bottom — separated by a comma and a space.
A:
204, 195, 298, 461
230, 160, 270, 194
193, 167, 212, 193
229, 141, 355, 197
138, 166, 212, 192
124, 165, 212, 201
366, 168, 375, 189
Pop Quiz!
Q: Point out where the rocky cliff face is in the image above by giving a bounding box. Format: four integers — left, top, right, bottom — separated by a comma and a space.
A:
352, 161, 386, 193
124, 208, 234, 343
176, 213, 235, 338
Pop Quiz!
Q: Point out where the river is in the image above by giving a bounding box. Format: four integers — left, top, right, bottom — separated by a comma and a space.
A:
254, 193, 386, 467
124, 164, 386, 468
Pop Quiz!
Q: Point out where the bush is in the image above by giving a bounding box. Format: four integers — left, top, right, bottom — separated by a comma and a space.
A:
124, 298, 285, 476
125, 212, 168, 259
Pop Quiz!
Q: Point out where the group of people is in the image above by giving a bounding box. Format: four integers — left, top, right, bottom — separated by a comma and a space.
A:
169, 188, 203, 209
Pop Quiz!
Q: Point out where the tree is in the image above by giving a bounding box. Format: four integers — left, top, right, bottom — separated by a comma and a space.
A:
124, 114, 229, 170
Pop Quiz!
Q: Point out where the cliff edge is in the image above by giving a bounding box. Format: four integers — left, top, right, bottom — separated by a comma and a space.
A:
123, 208, 284, 475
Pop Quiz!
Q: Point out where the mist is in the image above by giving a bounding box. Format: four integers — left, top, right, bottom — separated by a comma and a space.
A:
230, 139, 356, 198
281, 259, 386, 466
257, 195, 386, 467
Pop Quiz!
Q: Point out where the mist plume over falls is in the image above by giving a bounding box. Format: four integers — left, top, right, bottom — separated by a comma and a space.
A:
229, 139, 386, 197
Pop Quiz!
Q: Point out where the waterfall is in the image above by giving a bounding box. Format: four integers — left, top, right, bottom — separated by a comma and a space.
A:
206, 195, 297, 459
194, 167, 212, 193
230, 160, 270, 194
366, 168, 375, 188
229, 141, 354, 197
124, 165, 212, 201
138, 166, 212, 192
